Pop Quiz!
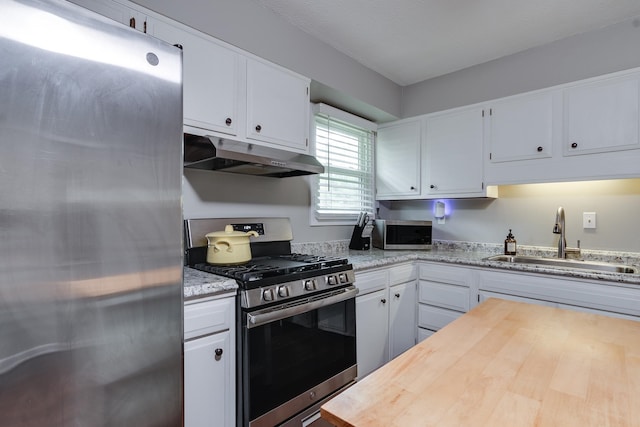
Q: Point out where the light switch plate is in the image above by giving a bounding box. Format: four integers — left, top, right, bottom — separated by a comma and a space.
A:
583, 212, 596, 229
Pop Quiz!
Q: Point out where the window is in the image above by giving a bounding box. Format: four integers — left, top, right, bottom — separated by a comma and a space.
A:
310, 103, 376, 225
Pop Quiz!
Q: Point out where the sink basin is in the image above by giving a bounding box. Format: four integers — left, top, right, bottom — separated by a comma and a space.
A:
483, 255, 639, 274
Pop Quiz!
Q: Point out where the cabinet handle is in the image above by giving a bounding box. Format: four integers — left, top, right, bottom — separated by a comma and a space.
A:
255, 124, 262, 132
129, 17, 136, 28
214, 348, 223, 360
394, 293, 400, 298
143, 20, 147, 34
430, 184, 436, 189
537, 146, 543, 152
225, 117, 232, 126
173, 44, 183, 50
410, 186, 416, 190
571, 142, 578, 149
380, 298, 387, 304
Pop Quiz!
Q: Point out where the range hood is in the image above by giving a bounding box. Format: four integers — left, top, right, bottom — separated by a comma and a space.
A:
183, 133, 324, 178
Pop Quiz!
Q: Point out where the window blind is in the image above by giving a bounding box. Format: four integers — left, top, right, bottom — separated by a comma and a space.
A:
312, 112, 375, 224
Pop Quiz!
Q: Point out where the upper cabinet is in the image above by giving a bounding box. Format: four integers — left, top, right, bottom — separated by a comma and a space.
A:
423, 106, 485, 197
152, 20, 240, 137
488, 92, 555, 163
72, 0, 311, 154
376, 108, 494, 201
375, 120, 422, 199
246, 58, 310, 151
563, 74, 640, 156
484, 69, 640, 185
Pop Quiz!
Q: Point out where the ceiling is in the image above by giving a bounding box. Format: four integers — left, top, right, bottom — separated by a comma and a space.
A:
256, 0, 640, 87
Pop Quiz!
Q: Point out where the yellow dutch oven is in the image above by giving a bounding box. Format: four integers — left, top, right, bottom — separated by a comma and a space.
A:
205, 225, 259, 265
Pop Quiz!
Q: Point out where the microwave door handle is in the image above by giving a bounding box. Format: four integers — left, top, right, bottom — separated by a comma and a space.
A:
246, 286, 358, 329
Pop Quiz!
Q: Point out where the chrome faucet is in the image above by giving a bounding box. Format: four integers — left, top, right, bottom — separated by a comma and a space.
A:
552, 206, 567, 258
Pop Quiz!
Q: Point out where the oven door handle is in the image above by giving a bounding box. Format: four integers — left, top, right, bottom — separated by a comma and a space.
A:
246, 286, 358, 329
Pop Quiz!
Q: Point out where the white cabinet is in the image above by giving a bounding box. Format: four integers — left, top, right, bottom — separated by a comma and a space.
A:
375, 120, 421, 199
488, 92, 555, 162
485, 69, 640, 185
389, 280, 417, 358
423, 106, 486, 197
184, 296, 235, 427
354, 264, 417, 378
246, 58, 310, 151
72, 0, 311, 153
356, 288, 389, 378
69, 0, 152, 33
375, 109, 493, 201
152, 15, 310, 152
563, 74, 640, 156
152, 20, 240, 136
417, 262, 473, 337
475, 268, 640, 320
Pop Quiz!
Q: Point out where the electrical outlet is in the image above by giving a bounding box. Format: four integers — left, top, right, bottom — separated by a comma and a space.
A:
583, 212, 596, 229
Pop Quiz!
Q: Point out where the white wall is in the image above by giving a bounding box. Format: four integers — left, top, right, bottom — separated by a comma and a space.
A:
379, 179, 640, 253
402, 15, 640, 117
182, 169, 352, 242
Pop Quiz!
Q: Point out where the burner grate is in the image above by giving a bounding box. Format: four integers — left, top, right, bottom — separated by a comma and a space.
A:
193, 253, 349, 285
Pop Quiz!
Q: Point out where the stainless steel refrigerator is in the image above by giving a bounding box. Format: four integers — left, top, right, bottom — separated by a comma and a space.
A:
0, 0, 184, 425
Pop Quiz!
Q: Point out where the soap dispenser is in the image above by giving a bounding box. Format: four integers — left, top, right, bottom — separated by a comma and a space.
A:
504, 229, 517, 255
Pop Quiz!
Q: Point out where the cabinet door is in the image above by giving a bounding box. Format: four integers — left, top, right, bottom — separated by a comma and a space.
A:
246, 58, 310, 151
356, 289, 389, 378
418, 281, 469, 312
564, 75, 640, 156
389, 281, 416, 359
417, 304, 463, 331
375, 120, 421, 199
69, 0, 151, 33
489, 92, 554, 162
424, 107, 484, 195
184, 331, 232, 427
153, 20, 239, 136
478, 290, 556, 308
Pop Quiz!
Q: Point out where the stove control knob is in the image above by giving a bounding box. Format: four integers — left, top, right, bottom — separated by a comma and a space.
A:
262, 288, 275, 302
304, 279, 316, 291
277, 285, 290, 298
339, 273, 348, 283
327, 275, 338, 286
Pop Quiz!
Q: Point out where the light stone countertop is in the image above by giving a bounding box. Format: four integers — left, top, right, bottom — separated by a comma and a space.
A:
183, 266, 238, 301
183, 241, 640, 300
347, 247, 640, 287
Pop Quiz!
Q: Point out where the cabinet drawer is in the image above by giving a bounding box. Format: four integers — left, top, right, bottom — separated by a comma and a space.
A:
417, 327, 435, 343
478, 270, 640, 316
419, 263, 471, 287
184, 297, 234, 340
389, 263, 417, 285
419, 280, 469, 312
355, 269, 388, 295
418, 305, 463, 331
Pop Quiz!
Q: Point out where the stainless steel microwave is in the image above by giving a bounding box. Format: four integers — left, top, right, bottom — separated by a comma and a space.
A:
372, 219, 432, 250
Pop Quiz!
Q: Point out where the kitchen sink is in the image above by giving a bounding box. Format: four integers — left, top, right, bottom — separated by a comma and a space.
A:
483, 255, 639, 274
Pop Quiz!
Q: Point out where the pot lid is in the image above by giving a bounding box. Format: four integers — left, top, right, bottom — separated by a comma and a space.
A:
206, 225, 257, 238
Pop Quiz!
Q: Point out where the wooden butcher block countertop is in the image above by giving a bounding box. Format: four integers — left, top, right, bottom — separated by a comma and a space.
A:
321, 298, 640, 427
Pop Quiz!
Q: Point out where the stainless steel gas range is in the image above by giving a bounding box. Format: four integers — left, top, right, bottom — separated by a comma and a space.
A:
184, 218, 357, 427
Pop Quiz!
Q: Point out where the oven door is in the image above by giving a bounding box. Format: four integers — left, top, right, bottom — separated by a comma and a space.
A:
240, 286, 357, 427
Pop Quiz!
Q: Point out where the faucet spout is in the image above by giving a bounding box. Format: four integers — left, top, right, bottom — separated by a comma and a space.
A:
552, 206, 566, 258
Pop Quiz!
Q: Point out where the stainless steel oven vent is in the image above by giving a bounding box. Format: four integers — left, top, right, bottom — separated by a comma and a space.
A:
183, 133, 324, 178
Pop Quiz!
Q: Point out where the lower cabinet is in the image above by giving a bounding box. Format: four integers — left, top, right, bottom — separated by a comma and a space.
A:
417, 262, 473, 340
355, 264, 417, 378
184, 295, 235, 427
476, 268, 640, 320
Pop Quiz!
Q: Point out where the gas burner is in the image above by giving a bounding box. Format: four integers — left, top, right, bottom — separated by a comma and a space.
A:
192, 253, 351, 289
